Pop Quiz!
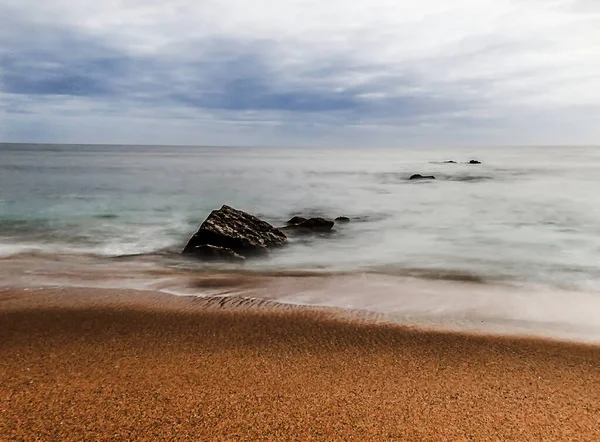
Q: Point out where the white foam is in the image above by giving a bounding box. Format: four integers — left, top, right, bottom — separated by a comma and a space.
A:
0, 243, 64, 257
251, 273, 600, 343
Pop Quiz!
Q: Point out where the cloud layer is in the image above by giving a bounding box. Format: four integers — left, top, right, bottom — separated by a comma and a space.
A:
1, 0, 600, 146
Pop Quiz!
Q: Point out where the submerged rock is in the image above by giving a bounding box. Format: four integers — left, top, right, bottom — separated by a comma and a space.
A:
185, 244, 245, 262
283, 217, 335, 232
183, 205, 287, 258
298, 217, 335, 230
409, 174, 436, 180
287, 216, 308, 225
443, 160, 457, 164
335, 216, 350, 223
469, 160, 482, 164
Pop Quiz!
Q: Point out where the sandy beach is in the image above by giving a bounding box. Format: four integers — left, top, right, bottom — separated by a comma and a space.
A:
1, 287, 599, 441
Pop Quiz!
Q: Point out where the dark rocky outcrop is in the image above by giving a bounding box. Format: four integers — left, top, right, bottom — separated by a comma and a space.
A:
185, 244, 245, 262
335, 216, 350, 223
183, 205, 287, 258
469, 160, 481, 164
409, 174, 436, 180
443, 160, 457, 164
287, 216, 308, 225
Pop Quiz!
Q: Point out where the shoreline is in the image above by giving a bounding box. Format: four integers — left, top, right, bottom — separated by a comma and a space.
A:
3, 285, 600, 347
2, 286, 600, 440
3, 249, 600, 346
4, 267, 600, 344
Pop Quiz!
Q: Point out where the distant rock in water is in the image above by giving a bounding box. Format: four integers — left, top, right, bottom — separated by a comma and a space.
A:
443, 160, 457, 164
183, 205, 287, 258
287, 216, 308, 225
284, 217, 335, 231
185, 244, 245, 262
409, 174, 436, 180
469, 160, 482, 164
335, 216, 350, 223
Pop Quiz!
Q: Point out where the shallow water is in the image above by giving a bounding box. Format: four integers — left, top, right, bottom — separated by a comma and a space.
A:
2, 143, 600, 340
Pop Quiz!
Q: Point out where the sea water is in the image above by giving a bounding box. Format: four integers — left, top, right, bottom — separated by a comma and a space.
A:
2, 143, 600, 340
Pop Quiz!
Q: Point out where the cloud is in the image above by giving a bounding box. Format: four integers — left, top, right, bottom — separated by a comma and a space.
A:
1, 0, 600, 145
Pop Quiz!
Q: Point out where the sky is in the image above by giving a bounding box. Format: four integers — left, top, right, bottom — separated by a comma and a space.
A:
1, 0, 600, 147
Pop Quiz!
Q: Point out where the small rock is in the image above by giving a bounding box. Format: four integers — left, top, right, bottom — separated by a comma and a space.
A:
443, 160, 457, 164
287, 216, 308, 225
335, 216, 350, 223
298, 217, 335, 230
469, 160, 481, 164
283, 217, 335, 232
409, 174, 436, 180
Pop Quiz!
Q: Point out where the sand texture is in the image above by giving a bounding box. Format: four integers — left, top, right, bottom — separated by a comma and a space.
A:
1, 288, 600, 441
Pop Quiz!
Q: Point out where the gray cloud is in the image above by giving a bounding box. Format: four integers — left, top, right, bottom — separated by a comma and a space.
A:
1, 0, 600, 145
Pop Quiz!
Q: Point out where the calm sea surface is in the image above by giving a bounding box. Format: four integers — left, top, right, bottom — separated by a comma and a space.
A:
2, 143, 600, 339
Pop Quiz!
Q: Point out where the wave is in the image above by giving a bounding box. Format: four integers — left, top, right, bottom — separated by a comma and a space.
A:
221, 267, 488, 284
0, 240, 183, 260
0, 245, 490, 285
5, 245, 599, 294
367, 266, 488, 283
3, 251, 600, 342
161, 265, 491, 288
376, 172, 495, 184
0, 216, 191, 259
438, 174, 494, 183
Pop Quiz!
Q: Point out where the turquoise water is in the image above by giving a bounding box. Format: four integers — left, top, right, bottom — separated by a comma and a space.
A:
2, 143, 600, 290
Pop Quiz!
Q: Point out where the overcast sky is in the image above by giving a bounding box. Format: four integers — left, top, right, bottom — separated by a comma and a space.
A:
1, 0, 599, 146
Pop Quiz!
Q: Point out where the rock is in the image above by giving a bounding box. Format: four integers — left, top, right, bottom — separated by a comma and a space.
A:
297, 217, 335, 231
283, 217, 335, 232
409, 174, 436, 180
183, 205, 287, 257
335, 216, 350, 223
287, 216, 308, 225
469, 160, 481, 164
185, 244, 245, 262
443, 160, 457, 164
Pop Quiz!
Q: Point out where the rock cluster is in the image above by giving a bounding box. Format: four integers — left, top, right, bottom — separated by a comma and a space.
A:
184, 206, 350, 262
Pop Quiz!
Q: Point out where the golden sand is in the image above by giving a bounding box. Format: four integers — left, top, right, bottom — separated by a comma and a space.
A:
1, 288, 599, 441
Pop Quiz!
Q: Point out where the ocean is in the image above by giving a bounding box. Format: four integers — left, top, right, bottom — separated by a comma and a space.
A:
2, 143, 600, 340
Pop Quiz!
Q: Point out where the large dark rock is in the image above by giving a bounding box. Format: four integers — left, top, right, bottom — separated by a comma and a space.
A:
183, 205, 287, 257
287, 216, 308, 225
185, 244, 245, 262
335, 216, 350, 223
409, 174, 436, 180
469, 160, 481, 164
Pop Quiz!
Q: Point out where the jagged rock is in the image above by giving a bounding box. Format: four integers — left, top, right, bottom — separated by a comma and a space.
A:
185, 244, 245, 262
335, 216, 350, 223
287, 216, 308, 225
183, 205, 287, 257
409, 174, 436, 180
469, 160, 481, 164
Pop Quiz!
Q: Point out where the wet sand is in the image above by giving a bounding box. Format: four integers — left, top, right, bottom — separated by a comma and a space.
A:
1, 287, 599, 441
